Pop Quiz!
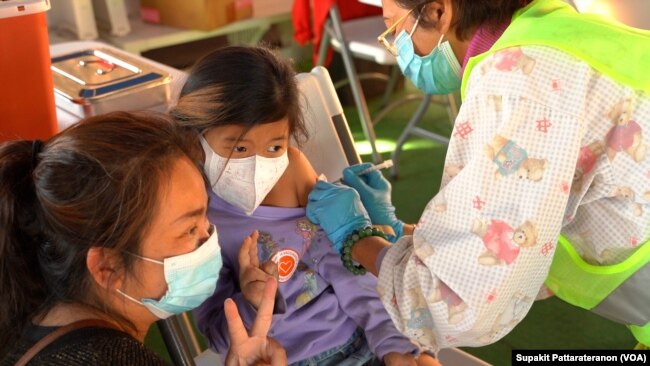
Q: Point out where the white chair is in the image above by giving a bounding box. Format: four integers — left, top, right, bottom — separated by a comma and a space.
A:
317, 3, 458, 177
294, 66, 362, 181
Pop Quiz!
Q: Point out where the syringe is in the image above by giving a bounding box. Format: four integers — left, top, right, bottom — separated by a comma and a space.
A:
354, 159, 394, 176
330, 159, 393, 184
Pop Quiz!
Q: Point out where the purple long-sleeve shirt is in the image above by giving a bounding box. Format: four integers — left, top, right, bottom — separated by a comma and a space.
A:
195, 192, 419, 364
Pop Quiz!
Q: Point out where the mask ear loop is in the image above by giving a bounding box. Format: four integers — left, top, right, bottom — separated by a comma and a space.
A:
437, 33, 446, 47
116, 288, 146, 306
411, 7, 447, 56
428, 3, 446, 48
124, 250, 164, 265
436, 30, 461, 76
407, 6, 423, 39
131, 254, 164, 265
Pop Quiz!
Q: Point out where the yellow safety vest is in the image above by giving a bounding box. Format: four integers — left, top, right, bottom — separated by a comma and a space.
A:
461, 0, 650, 345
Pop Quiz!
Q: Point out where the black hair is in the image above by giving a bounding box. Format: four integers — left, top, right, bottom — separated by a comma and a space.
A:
0, 111, 203, 354
171, 45, 308, 144
395, 0, 531, 40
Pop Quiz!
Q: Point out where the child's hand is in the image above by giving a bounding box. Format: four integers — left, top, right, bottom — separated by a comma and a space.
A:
384, 352, 442, 366
383, 352, 417, 366
238, 230, 278, 309
415, 352, 442, 366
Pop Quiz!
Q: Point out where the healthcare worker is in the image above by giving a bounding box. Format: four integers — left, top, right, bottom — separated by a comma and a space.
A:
306, 0, 650, 351
0, 111, 286, 366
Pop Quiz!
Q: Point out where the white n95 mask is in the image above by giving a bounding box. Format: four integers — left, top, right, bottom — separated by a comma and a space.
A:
118, 225, 222, 319
200, 136, 289, 215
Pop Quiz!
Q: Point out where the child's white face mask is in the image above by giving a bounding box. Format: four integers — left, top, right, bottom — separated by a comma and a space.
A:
200, 136, 289, 215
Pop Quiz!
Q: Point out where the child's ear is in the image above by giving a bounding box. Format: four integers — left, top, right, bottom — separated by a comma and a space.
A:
87, 247, 124, 291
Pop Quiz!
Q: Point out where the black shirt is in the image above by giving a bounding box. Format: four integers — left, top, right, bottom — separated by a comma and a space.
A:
1, 324, 169, 366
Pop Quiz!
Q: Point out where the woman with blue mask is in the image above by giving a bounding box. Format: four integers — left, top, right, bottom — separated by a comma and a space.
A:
307, 0, 650, 352
379, 2, 461, 95
0, 111, 286, 365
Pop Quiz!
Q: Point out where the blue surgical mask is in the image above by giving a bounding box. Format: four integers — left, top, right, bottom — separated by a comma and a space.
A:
118, 225, 222, 319
394, 17, 461, 95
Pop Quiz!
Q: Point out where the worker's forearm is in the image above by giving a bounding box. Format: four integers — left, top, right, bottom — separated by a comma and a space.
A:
401, 223, 415, 236
351, 235, 391, 276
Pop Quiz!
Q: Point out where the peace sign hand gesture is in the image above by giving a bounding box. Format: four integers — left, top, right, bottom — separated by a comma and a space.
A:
224, 277, 286, 366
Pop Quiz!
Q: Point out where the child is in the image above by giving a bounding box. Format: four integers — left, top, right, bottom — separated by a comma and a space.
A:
171, 46, 436, 366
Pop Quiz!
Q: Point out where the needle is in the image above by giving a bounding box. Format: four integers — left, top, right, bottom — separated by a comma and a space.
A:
329, 159, 394, 184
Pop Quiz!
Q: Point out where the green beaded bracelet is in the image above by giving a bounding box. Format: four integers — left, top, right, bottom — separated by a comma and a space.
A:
341, 226, 387, 275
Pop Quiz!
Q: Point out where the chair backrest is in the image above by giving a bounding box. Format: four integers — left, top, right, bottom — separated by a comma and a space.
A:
295, 66, 361, 182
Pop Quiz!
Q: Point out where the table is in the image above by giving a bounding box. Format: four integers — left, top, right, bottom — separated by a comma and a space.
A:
100, 12, 291, 55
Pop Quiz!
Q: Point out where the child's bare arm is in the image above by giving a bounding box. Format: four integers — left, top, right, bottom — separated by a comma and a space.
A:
289, 147, 318, 207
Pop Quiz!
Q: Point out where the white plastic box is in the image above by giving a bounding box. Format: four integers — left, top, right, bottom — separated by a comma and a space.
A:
48, 0, 98, 40
92, 0, 130, 36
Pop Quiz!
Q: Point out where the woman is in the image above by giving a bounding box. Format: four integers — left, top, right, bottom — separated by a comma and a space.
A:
0, 111, 286, 365
306, 0, 650, 351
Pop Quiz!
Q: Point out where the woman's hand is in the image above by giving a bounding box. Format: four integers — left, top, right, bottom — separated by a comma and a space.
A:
224, 277, 287, 366
342, 163, 404, 239
306, 181, 372, 253
238, 230, 278, 309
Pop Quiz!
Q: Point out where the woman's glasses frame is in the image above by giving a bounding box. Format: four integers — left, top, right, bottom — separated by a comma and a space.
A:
377, 7, 418, 56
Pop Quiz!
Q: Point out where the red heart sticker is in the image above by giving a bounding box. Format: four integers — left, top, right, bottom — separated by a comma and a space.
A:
271, 248, 300, 283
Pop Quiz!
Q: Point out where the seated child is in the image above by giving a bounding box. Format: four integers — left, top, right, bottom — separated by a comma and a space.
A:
172, 45, 436, 366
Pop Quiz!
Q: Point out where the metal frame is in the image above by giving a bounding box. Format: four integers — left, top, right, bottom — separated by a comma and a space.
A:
317, 3, 458, 174
157, 313, 202, 366
391, 93, 458, 178
318, 4, 383, 163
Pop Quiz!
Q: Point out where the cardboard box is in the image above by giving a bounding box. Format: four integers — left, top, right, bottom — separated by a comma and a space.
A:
140, 0, 241, 31
234, 0, 252, 20
252, 0, 292, 18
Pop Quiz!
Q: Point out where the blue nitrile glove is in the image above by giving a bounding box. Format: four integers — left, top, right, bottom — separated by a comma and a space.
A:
342, 163, 404, 240
306, 181, 372, 254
